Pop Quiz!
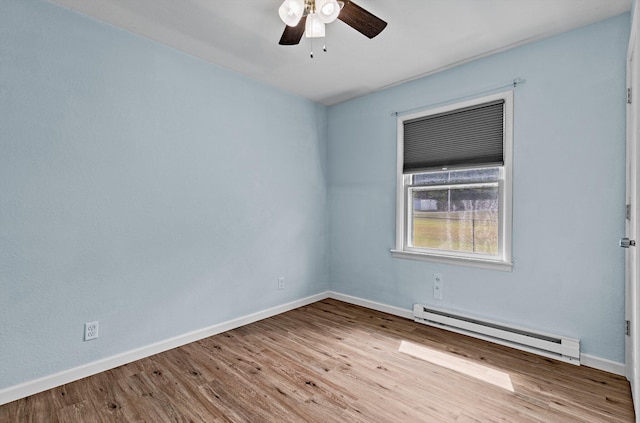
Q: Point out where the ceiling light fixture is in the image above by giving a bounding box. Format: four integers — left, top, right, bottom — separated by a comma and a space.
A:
305, 13, 325, 38
318, 0, 341, 24
278, 0, 305, 27
279, 0, 343, 58
277, 0, 388, 58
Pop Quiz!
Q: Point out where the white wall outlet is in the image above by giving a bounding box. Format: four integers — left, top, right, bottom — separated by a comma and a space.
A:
433, 273, 443, 300
278, 277, 285, 290
84, 321, 99, 341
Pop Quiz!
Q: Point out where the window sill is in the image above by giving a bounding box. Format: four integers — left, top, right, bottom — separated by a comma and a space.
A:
390, 249, 513, 272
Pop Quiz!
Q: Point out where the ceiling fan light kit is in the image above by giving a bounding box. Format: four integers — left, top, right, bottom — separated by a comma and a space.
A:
318, 0, 341, 23
278, 0, 305, 27
277, 0, 387, 56
305, 13, 325, 38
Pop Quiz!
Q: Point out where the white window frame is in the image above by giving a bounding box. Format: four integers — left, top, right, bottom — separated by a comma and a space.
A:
391, 91, 514, 271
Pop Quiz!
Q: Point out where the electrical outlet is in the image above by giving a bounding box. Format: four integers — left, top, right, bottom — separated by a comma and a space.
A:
433, 273, 443, 300
278, 277, 285, 290
84, 321, 99, 341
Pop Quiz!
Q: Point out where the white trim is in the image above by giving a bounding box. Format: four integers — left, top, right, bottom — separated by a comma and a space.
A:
395, 116, 406, 250
328, 292, 624, 375
0, 292, 328, 406
628, 0, 638, 61
327, 291, 414, 320
626, 3, 640, 415
393, 90, 514, 270
391, 249, 513, 272
1, 291, 624, 405
581, 353, 626, 376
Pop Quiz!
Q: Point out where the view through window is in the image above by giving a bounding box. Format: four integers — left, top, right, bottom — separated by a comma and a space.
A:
408, 168, 501, 255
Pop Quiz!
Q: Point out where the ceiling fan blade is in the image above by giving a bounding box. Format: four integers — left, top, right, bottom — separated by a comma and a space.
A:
279, 16, 307, 45
338, 1, 387, 39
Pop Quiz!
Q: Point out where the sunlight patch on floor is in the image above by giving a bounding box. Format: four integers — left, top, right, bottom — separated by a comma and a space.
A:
398, 340, 514, 392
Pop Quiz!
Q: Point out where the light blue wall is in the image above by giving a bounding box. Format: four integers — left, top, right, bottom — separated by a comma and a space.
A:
0, 0, 328, 389
327, 14, 630, 362
0, 0, 631, 392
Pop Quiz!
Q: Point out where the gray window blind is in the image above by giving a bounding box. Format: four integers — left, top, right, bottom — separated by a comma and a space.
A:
403, 100, 505, 173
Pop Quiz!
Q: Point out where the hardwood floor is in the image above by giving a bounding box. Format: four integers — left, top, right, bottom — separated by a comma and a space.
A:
0, 299, 635, 422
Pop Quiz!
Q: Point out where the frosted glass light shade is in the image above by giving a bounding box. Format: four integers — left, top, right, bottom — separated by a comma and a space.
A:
305, 13, 325, 38
278, 0, 304, 27
317, 0, 340, 23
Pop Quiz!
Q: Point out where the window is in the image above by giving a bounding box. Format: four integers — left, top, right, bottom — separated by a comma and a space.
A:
392, 91, 513, 271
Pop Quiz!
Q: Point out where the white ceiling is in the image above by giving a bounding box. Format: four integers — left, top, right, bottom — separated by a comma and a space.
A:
48, 0, 631, 105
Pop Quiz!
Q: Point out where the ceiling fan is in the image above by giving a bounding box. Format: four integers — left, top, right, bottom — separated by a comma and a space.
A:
277, 0, 387, 48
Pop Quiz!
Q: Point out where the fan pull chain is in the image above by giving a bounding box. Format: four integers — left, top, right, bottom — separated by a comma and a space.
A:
309, 38, 328, 59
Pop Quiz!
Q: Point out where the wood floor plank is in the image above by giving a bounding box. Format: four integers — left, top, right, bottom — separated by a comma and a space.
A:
0, 299, 635, 422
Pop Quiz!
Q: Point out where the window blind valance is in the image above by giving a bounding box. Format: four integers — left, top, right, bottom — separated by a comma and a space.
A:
403, 100, 505, 173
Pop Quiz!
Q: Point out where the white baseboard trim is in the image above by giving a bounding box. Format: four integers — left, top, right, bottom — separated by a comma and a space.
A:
1, 290, 626, 405
328, 292, 627, 377
0, 292, 329, 406
580, 353, 626, 376
327, 291, 414, 320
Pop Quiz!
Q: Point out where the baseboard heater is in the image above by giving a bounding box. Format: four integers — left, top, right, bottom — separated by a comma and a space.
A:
413, 304, 580, 365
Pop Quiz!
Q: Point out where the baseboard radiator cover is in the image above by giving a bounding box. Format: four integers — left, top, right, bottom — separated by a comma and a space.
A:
413, 304, 580, 365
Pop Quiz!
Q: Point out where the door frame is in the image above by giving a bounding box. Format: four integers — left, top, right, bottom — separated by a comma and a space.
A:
626, 0, 640, 413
